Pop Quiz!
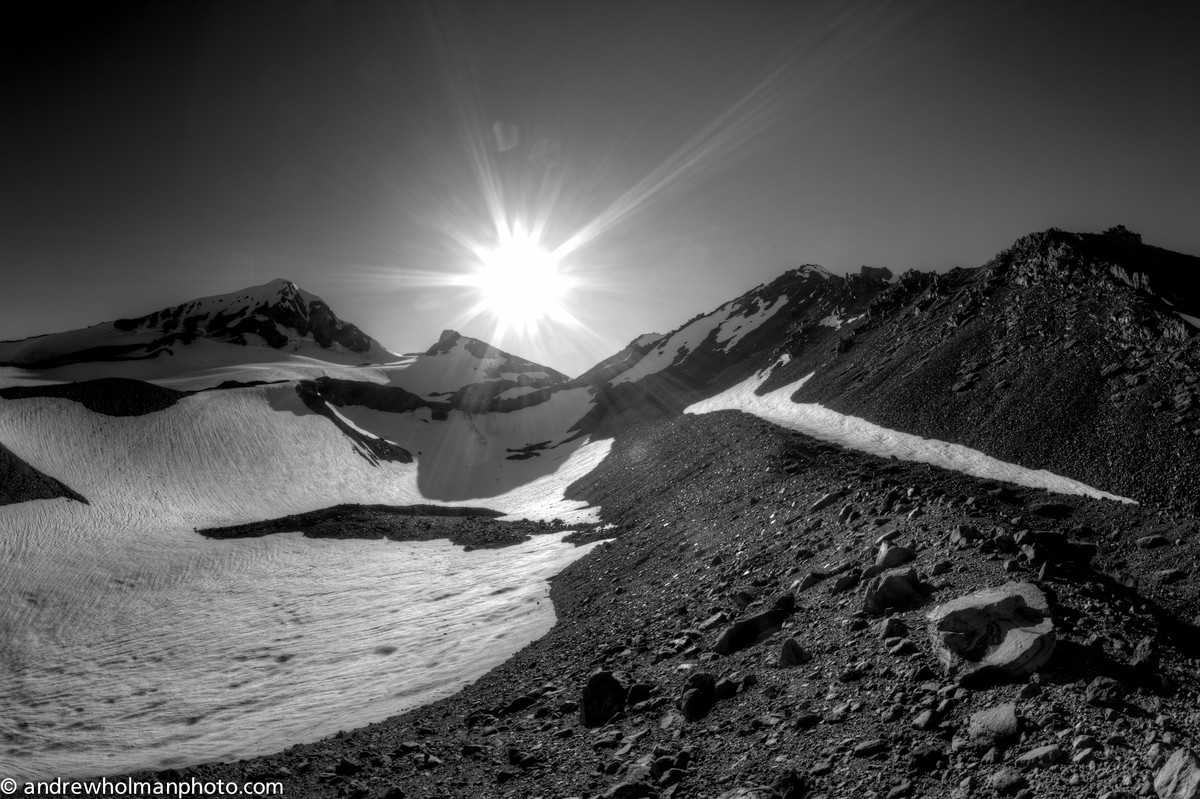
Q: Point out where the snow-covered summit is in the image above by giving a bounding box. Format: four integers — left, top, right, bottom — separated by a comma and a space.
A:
0, 279, 398, 370
381, 329, 569, 401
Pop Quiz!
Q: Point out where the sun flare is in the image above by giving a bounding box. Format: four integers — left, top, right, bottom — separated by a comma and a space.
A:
469, 231, 571, 333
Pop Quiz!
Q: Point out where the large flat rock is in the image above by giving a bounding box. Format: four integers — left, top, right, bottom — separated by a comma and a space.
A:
927, 581, 1054, 686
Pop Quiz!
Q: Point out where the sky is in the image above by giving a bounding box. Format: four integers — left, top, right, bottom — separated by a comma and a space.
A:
3, 0, 1199, 377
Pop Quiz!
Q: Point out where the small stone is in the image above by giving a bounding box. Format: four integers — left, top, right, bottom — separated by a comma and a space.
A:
796, 573, 822, 592
1155, 568, 1188, 584
912, 709, 938, 730
987, 767, 1028, 796
1029, 502, 1073, 519
1015, 744, 1063, 769
811, 490, 849, 512
968, 703, 1020, 749
830, 570, 861, 594
853, 738, 888, 758
1016, 683, 1041, 699
603, 780, 656, 799
909, 746, 944, 773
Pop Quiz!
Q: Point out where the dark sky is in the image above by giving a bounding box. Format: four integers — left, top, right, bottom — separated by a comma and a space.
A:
3, 0, 1199, 376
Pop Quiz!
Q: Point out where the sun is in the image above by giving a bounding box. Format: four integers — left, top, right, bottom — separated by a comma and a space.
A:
469, 230, 570, 333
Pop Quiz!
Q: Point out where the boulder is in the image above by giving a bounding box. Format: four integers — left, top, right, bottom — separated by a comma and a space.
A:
927, 582, 1054, 685
1085, 676, 1128, 708
967, 703, 1020, 750
679, 672, 717, 722
714, 607, 790, 655
1155, 748, 1200, 799
580, 671, 625, 728
876, 542, 916, 570
778, 637, 812, 667
862, 568, 931, 616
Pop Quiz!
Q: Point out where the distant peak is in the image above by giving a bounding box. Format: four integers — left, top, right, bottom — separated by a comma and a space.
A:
788, 264, 836, 281
425, 329, 462, 356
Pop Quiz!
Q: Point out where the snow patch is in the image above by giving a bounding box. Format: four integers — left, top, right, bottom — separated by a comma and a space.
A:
496, 386, 541, 400
1178, 312, 1200, 330
684, 362, 1135, 503
715, 295, 788, 351
818, 311, 863, 330
610, 311, 727, 385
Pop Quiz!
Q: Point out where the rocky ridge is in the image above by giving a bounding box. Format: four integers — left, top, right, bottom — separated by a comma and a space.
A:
776, 228, 1200, 511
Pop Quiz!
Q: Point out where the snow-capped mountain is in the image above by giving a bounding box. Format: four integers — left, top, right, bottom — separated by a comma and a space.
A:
0, 278, 397, 369
378, 329, 569, 407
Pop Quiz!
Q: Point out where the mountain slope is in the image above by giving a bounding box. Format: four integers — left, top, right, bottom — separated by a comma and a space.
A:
581, 227, 1198, 508
0, 279, 398, 369
577, 264, 893, 435
775, 228, 1200, 509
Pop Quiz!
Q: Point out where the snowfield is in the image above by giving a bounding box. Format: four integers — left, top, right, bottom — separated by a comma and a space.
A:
0, 375, 606, 781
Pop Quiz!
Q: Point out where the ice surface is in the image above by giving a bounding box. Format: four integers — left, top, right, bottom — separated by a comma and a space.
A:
685, 361, 1135, 503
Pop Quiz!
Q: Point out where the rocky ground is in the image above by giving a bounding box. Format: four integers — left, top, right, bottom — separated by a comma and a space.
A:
197, 503, 605, 551
122, 411, 1200, 799
0, 440, 88, 506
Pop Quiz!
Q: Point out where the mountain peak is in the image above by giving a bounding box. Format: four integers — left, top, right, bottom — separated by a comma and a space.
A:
0, 280, 395, 369
426, 330, 462, 355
